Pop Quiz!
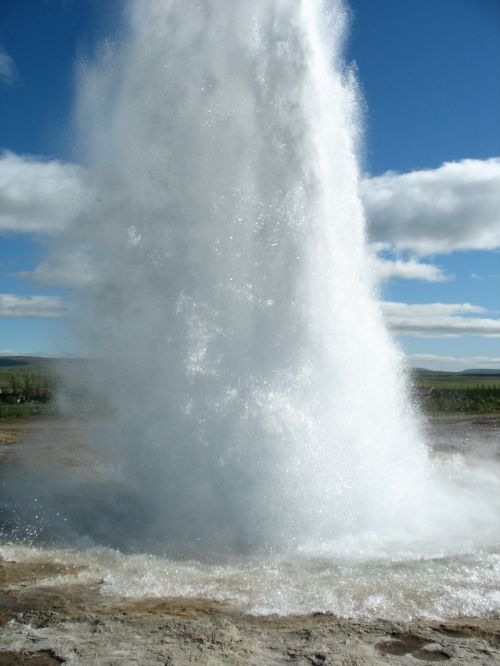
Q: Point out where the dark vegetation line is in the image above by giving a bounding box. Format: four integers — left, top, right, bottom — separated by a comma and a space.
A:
0, 363, 56, 420
412, 369, 500, 414
417, 386, 500, 414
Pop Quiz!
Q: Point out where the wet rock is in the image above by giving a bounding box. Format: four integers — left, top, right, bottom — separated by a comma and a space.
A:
413, 642, 451, 661
0, 650, 64, 665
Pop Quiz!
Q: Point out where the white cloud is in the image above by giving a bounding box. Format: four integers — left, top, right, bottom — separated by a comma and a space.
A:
15, 250, 95, 288
1, 151, 499, 290
0, 152, 89, 235
408, 354, 500, 372
373, 255, 450, 282
0, 294, 69, 318
381, 301, 500, 337
469, 271, 500, 281
0, 47, 16, 87
382, 302, 486, 317
362, 158, 500, 255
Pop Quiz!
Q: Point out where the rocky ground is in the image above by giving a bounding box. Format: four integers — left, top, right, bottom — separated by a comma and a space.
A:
1, 552, 499, 665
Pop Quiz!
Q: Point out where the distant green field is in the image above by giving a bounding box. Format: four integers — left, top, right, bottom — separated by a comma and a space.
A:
0, 356, 57, 389
0, 402, 56, 421
413, 373, 500, 389
0, 357, 499, 420
412, 371, 500, 413
0, 356, 108, 422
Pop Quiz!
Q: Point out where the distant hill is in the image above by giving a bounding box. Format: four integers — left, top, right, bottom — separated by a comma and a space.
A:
461, 369, 500, 376
0, 356, 88, 387
0, 356, 85, 367
0, 356, 58, 370
0, 357, 32, 368
412, 368, 449, 376
413, 367, 500, 377
1, 357, 499, 376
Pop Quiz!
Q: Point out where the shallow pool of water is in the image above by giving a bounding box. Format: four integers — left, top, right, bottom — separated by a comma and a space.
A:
1, 416, 499, 619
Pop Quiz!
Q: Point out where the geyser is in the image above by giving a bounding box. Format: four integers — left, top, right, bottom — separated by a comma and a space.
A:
69, 0, 430, 554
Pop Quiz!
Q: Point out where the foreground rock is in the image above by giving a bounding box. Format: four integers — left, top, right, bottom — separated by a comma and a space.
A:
1, 557, 499, 665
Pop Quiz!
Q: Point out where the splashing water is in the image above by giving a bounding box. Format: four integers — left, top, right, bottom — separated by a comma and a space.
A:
66, 0, 436, 554
4, 0, 499, 619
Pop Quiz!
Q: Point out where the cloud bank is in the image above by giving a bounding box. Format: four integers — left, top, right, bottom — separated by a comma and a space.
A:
382, 301, 500, 338
0, 152, 89, 235
15, 250, 95, 288
1, 151, 498, 255
0, 47, 16, 87
0, 153, 498, 335
373, 256, 450, 282
409, 354, 500, 371
1, 153, 499, 251
0, 294, 68, 318
362, 158, 500, 255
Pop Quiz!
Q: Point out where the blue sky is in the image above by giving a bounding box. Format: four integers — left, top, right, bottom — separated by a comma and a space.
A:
349, 0, 500, 173
0, 0, 499, 369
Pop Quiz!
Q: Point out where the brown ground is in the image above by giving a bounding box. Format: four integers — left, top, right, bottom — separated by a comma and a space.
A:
1, 418, 499, 664
1, 556, 499, 665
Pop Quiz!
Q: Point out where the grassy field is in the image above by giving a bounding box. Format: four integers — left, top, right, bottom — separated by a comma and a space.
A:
0, 357, 112, 422
0, 356, 57, 388
0, 402, 56, 421
0, 357, 499, 420
412, 370, 500, 414
412, 372, 500, 389
0, 357, 56, 421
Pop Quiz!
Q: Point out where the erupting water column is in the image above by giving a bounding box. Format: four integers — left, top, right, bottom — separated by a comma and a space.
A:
73, 0, 430, 554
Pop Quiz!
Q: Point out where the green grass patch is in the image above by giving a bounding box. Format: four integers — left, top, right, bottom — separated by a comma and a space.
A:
414, 374, 500, 389
0, 402, 57, 422
412, 372, 500, 413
